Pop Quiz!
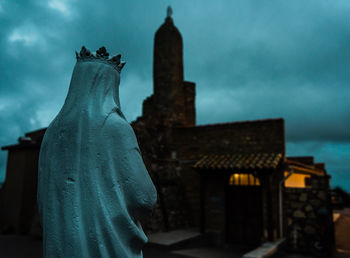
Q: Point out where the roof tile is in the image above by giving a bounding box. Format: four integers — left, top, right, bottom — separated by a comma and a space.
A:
193, 153, 283, 171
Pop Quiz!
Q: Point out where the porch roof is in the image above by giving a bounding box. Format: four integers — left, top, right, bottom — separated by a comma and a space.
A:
193, 153, 283, 171
286, 159, 326, 176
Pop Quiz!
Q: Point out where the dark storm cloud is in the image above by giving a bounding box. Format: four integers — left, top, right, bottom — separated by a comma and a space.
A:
0, 0, 349, 188
176, 1, 350, 142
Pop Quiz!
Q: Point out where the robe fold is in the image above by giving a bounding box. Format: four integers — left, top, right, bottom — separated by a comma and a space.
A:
37, 59, 157, 258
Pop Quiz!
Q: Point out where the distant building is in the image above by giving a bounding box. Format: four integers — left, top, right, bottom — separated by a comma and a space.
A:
0, 129, 44, 235
0, 8, 334, 254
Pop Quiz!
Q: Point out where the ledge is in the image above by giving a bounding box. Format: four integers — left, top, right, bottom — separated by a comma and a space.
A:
243, 238, 285, 258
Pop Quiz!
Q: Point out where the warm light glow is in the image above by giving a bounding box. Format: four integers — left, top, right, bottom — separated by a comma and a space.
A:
284, 171, 311, 188
229, 173, 260, 186
250, 174, 260, 186
240, 174, 248, 185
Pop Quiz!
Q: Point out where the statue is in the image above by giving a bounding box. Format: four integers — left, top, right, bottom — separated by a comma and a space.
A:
167, 5, 173, 18
37, 46, 157, 257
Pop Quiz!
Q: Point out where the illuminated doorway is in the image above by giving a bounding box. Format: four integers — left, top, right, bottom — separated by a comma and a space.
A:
227, 173, 263, 246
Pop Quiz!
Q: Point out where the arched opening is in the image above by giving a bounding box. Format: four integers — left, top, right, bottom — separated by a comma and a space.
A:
226, 173, 263, 246
229, 173, 261, 186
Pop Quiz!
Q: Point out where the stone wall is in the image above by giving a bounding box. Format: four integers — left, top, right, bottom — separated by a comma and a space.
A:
173, 118, 285, 155
183, 81, 196, 126
152, 16, 187, 126
131, 124, 192, 233
283, 176, 334, 255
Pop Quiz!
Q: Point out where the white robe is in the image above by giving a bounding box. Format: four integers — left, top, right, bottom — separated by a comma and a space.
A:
37, 60, 157, 258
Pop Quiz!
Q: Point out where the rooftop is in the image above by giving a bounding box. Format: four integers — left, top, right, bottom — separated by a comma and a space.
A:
193, 153, 283, 171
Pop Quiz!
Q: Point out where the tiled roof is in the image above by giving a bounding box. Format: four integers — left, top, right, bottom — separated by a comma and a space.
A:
193, 153, 283, 170
286, 159, 326, 176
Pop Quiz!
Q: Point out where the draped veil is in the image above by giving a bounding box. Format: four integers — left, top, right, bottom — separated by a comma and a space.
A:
37, 52, 157, 258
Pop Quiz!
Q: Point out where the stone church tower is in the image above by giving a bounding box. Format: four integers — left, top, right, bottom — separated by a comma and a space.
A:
141, 7, 195, 126
131, 8, 196, 232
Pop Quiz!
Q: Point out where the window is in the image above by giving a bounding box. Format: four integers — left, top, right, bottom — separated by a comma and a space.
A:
284, 171, 311, 188
229, 173, 260, 186
305, 177, 312, 187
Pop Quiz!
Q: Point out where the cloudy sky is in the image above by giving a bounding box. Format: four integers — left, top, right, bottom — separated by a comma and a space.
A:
0, 1, 349, 190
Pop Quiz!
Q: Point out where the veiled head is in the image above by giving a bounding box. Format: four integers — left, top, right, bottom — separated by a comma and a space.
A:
60, 46, 126, 118
76, 46, 126, 73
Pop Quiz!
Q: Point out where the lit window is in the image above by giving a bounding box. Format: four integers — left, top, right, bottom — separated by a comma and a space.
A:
229, 173, 260, 186
240, 174, 249, 185
284, 171, 311, 188
249, 174, 260, 186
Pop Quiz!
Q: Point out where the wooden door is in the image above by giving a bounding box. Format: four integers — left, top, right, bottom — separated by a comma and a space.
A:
227, 185, 262, 246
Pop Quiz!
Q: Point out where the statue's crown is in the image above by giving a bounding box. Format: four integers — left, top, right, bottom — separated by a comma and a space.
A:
76, 46, 126, 73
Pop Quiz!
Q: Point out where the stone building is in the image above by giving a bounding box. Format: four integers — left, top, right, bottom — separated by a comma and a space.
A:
0, 8, 334, 254
0, 129, 44, 235
130, 11, 334, 252
283, 157, 334, 253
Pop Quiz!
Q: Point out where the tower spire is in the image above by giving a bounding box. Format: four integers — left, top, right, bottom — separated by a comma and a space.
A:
167, 6, 173, 18
153, 5, 185, 126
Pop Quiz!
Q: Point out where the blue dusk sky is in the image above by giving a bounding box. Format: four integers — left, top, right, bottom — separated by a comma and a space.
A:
0, 1, 349, 190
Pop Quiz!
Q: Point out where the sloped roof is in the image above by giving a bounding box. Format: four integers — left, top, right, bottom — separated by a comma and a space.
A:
286, 159, 326, 176
193, 153, 283, 171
